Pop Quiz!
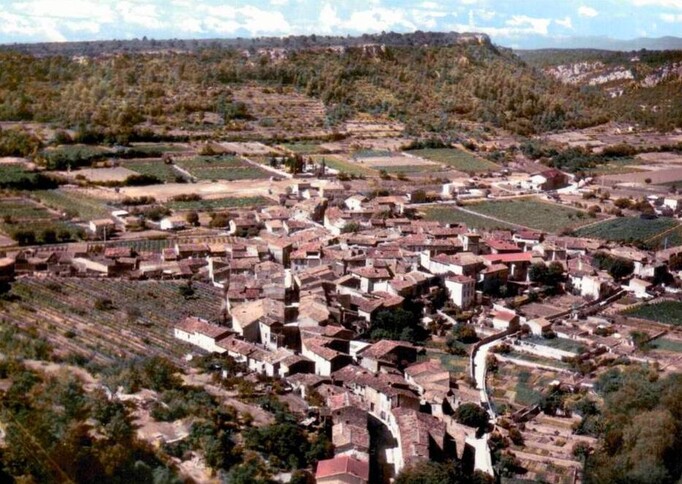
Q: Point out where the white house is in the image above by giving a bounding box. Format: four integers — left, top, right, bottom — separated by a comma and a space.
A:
445, 274, 476, 309
174, 317, 231, 353
160, 215, 188, 231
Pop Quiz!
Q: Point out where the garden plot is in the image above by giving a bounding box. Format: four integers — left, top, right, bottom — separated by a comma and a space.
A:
466, 198, 593, 233
575, 217, 678, 243
488, 363, 561, 413
175, 155, 271, 181
311, 154, 376, 176
33, 189, 112, 220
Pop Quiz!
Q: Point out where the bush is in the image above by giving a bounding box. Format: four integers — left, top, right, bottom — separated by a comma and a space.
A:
455, 403, 489, 429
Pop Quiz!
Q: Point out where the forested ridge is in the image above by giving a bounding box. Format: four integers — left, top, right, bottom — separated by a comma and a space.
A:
0, 34, 608, 137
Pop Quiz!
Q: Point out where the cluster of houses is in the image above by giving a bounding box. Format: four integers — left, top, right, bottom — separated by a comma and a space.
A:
6, 177, 682, 482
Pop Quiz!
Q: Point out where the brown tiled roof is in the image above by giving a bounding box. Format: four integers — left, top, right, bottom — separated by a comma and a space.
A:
176, 317, 231, 339
315, 456, 369, 480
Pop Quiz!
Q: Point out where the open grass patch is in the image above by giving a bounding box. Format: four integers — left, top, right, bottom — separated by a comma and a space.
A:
281, 143, 324, 155
408, 148, 499, 173
622, 300, 682, 326
575, 217, 678, 243
422, 206, 516, 230
420, 350, 468, 374
467, 198, 591, 233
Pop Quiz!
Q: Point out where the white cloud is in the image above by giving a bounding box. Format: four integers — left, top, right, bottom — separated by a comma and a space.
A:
346, 7, 416, 33
239, 5, 290, 34
116, 1, 164, 29
506, 15, 552, 35
0, 11, 66, 41
319, 4, 342, 33
12, 0, 114, 22
578, 6, 599, 17
555, 16, 573, 29
270, 0, 289, 5
177, 18, 204, 34
661, 13, 682, 22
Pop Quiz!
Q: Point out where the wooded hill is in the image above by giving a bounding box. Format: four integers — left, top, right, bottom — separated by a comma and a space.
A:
2, 31, 681, 138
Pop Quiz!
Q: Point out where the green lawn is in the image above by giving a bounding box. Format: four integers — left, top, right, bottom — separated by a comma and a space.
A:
408, 148, 500, 173
623, 300, 682, 326
373, 164, 443, 174
466, 198, 591, 233
585, 158, 643, 175
167, 196, 271, 211
575, 217, 678, 243
422, 206, 517, 230
0, 198, 52, 221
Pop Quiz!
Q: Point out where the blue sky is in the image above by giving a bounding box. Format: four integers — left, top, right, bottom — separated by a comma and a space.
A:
0, 0, 680, 48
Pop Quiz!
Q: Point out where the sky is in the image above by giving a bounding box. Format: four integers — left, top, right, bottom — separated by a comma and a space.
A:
0, 0, 680, 48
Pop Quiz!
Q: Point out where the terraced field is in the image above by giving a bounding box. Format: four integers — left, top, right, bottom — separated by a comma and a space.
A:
421, 206, 517, 230
575, 217, 679, 243
2, 277, 224, 364
176, 155, 271, 181
466, 198, 592, 233
408, 148, 500, 173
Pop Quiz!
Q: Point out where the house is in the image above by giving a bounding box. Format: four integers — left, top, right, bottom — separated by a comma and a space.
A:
345, 195, 368, 212
391, 407, 452, 474
445, 274, 476, 309
89, 218, 115, 238
301, 336, 353, 376
315, 456, 369, 484
528, 169, 569, 191
350, 266, 393, 293
160, 215, 187, 231
526, 318, 552, 336
174, 317, 231, 353
491, 309, 520, 331
230, 298, 286, 344
627, 278, 653, 299
404, 359, 455, 417
482, 252, 533, 281
357, 340, 418, 372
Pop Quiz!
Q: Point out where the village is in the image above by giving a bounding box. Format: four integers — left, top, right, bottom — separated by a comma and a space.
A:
2, 117, 682, 483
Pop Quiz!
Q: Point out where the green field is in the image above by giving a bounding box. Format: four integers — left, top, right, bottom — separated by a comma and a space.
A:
176, 155, 270, 180
649, 225, 682, 250
420, 350, 468, 374
623, 300, 682, 326
0, 198, 52, 221
124, 159, 181, 183
651, 338, 682, 353
575, 217, 678, 243
585, 158, 643, 175
33, 190, 112, 220
422, 206, 517, 230
373, 164, 443, 174
312, 155, 376, 176
408, 148, 500, 173
466, 198, 591, 233
282, 143, 324, 155
352, 149, 391, 158
167, 196, 272, 211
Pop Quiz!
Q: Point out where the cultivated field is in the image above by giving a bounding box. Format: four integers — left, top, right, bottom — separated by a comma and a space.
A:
622, 300, 682, 326
167, 196, 271, 211
407, 148, 500, 173
466, 198, 592, 233
421, 206, 517, 230
575, 217, 678, 243
311, 155, 377, 176
33, 189, 112, 220
602, 167, 682, 185
2, 277, 224, 364
175, 155, 271, 181
124, 159, 182, 183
